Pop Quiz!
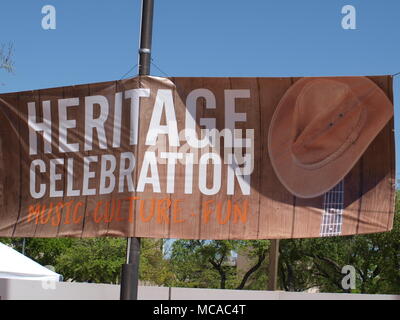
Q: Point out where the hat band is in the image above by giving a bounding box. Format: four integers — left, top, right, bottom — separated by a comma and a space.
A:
291, 108, 368, 170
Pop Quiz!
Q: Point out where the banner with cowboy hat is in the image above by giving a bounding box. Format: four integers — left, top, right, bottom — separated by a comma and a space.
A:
0, 76, 395, 239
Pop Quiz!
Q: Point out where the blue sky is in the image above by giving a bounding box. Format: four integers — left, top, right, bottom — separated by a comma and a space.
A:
1, 0, 400, 177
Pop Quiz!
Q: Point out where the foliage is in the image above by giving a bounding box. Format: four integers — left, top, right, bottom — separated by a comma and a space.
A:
0, 42, 14, 73
139, 239, 174, 286
55, 238, 125, 283
278, 197, 400, 294
0, 237, 173, 285
169, 240, 269, 290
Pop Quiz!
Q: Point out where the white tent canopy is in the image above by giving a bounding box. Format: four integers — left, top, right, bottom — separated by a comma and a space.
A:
0, 242, 61, 281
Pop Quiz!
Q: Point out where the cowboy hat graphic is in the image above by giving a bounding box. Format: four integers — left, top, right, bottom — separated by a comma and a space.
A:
268, 77, 394, 198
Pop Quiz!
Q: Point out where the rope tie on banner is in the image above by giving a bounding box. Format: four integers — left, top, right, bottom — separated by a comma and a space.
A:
119, 63, 138, 81
151, 58, 170, 77
120, 65, 400, 79
119, 58, 169, 80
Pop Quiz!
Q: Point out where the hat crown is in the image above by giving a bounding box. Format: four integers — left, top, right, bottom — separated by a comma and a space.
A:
291, 79, 366, 169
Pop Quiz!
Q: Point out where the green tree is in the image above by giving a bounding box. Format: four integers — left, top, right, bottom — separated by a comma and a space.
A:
55, 238, 125, 283
54, 238, 172, 285
169, 240, 269, 290
278, 198, 400, 294
139, 239, 174, 286
5, 238, 74, 267
0, 237, 172, 285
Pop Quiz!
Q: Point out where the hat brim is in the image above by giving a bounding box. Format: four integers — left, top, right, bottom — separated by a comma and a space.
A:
268, 77, 394, 199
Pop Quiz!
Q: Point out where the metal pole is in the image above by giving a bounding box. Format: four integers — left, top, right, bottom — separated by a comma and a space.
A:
120, 0, 154, 301
22, 238, 26, 256
138, 0, 154, 76
120, 238, 141, 300
267, 239, 280, 291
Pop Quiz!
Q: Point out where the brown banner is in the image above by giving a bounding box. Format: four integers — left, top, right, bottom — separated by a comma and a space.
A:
0, 76, 395, 239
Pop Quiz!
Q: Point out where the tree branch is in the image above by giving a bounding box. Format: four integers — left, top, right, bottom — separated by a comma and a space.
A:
236, 251, 266, 290
209, 258, 227, 289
